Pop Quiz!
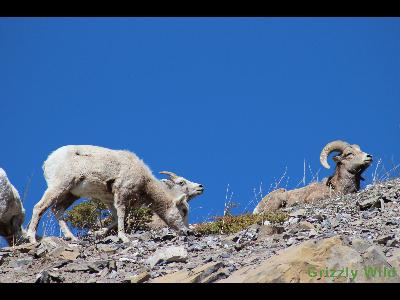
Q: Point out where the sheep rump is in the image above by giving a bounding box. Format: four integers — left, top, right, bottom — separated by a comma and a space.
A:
0, 168, 26, 246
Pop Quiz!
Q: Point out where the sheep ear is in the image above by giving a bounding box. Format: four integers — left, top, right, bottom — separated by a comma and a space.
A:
161, 179, 174, 189
332, 155, 342, 163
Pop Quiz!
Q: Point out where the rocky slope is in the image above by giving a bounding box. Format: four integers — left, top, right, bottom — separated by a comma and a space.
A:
1, 178, 399, 283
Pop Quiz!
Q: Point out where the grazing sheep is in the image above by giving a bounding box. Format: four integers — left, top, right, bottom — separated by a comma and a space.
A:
145, 171, 204, 230
90, 171, 204, 235
26, 145, 191, 243
0, 168, 26, 246
159, 171, 204, 202
253, 140, 373, 214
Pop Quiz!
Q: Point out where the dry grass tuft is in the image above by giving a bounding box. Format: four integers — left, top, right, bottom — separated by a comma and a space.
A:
193, 211, 288, 235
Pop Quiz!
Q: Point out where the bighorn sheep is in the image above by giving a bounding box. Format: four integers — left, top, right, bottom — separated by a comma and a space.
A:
253, 140, 373, 214
148, 171, 204, 229
26, 145, 191, 243
0, 168, 26, 246
90, 171, 204, 234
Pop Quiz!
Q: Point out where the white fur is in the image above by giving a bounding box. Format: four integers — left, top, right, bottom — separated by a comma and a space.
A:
26, 145, 190, 243
0, 168, 26, 246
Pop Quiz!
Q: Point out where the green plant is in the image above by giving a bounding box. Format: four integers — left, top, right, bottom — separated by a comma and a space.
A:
65, 200, 153, 235
124, 205, 153, 232
194, 212, 288, 235
65, 199, 108, 232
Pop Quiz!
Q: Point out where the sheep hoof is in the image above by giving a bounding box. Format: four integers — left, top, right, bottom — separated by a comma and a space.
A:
118, 234, 130, 243
27, 235, 37, 244
94, 228, 108, 237
65, 235, 78, 242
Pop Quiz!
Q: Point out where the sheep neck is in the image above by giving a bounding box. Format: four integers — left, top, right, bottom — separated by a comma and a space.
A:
143, 179, 174, 217
327, 165, 362, 195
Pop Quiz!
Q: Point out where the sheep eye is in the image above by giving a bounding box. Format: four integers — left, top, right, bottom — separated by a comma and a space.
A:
346, 153, 354, 158
179, 181, 185, 186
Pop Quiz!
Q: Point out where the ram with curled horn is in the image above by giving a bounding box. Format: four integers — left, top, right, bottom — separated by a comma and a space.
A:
253, 140, 373, 214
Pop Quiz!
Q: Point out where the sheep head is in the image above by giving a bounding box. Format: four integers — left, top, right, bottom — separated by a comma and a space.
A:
0, 214, 26, 246
320, 140, 373, 175
160, 171, 204, 201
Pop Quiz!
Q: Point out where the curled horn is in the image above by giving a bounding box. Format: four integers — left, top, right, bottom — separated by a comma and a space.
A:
159, 171, 178, 179
320, 140, 350, 169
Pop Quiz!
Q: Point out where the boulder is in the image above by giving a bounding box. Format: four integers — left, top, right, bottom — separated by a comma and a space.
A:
257, 225, 285, 241
35, 237, 79, 260
129, 271, 151, 283
218, 235, 400, 283
151, 261, 224, 283
146, 246, 188, 268
1, 243, 36, 254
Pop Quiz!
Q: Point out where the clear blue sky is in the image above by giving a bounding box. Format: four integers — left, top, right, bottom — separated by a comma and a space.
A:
1, 17, 400, 245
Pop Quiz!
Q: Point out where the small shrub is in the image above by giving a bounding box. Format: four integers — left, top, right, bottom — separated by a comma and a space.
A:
65, 199, 107, 232
194, 212, 289, 235
65, 200, 153, 235
125, 206, 153, 232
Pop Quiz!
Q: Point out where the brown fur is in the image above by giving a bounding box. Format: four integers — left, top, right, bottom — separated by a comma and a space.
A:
254, 141, 372, 213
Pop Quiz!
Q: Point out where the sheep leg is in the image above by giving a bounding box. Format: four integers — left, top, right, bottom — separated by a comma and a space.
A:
96, 199, 143, 235
51, 194, 79, 241
113, 193, 130, 243
27, 188, 66, 243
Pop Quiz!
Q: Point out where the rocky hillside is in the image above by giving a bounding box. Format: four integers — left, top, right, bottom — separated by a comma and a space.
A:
1, 178, 400, 283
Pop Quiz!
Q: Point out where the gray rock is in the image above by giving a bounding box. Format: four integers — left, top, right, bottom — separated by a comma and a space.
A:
375, 234, 395, 245
351, 238, 372, 253
358, 197, 380, 210
146, 246, 188, 268
288, 217, 300, 225
308, 229, 317, 238
64, 263, 91, 272
96, 244, 118, 253
35, 270, 64, 283
203, 256, 213, 263
387, 239, 399, 248
289, 209, 306, 218
308, 214, 324, 223
386, 219, 400, 226
128, 271, 151, 283
35, 236, 69, 258
186, 262, 198, 270
286, 237, 296, 246
7, 257, 33, 268
330, 218, 340, 228
362, 245, 392, 271
219, 253, 231, 259
100, 235, 120, 244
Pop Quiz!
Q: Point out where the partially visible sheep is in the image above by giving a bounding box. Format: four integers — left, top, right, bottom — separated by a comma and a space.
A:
26, 145, 191, 243
88, 171, 204, 235
253, 140, 373, 214
144, 171, 204, 230
0, 168, 26, 246
159, 171, 204, 202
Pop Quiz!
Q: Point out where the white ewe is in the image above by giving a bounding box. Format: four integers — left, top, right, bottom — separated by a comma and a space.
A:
26, 145, 191, 243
